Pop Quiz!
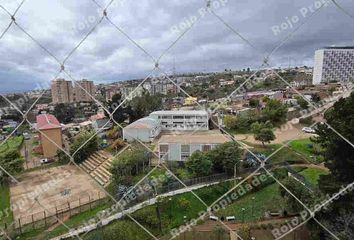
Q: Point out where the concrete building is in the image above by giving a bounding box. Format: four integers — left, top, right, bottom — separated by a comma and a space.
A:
121, 86, 144, 101
313, 47, 354, 84
157, 133, 230, 161
74, 79, 96, 102
51, 79, 73, 104
36, 114, 63, 158
123, 117, 161, 142
149, 110, 209, 131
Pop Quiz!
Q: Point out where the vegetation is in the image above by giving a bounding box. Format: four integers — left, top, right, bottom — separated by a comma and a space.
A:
111, 145, 150, 187
53, 103, 75, 124
295, 96, 309, 109
224, 99, 288, 134
0, 136, 24, 183
251, 121, 275, 146
0, 183, 12, 225
279, 177, 316, 213
107, 92, 164, 124
185, 142, 243, 177
185, 151, 212, 177
289, 138, 323, 163
311, 92, 354, 239
70, 131, 99, 163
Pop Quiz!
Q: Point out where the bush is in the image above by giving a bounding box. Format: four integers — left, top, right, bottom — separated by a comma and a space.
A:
299, 116, 313, 125
177, 197, 191, 210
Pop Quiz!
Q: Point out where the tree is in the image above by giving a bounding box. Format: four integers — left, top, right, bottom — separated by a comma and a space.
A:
296, 96, 309, 109
70, 131, 99, 163
106, 93, 127, 123
186, 151, 212, 177
208, 142, 243, 174
223, 115, 237, 129
249, 98, 260, 108
111, 147, 149, 186
261, 99, 288, 125
251, 121, 275, 146
312, 93, 321, 103
0, 150, 24, 184
127, 92, 163, 122
53, 103, 75, 124
312, 93, 354, 239
279, 177, 316, 213
57, 150, 70, 164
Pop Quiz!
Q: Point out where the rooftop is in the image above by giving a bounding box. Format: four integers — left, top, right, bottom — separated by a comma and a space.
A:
158, 133, 230, 144
323, 46, 354, 50
125, 117, 160, 129
36, 114, 61, 130
150, 110, 208, 116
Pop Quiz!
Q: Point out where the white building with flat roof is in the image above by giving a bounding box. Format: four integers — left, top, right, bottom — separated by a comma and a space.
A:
313, 47, 354, 84
149, 110, 209, 131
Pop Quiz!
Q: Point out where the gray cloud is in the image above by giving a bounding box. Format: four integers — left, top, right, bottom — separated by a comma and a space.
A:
0, 0, 353, 93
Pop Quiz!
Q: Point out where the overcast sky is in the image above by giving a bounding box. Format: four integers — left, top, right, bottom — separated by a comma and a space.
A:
0, 0, 353, 93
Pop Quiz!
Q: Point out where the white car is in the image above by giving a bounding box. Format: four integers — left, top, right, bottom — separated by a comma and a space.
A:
40, 158, 49, 164
302, 127, 316, 133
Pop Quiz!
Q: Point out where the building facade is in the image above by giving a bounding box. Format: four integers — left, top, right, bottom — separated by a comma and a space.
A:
51, 79, 73, 104
36, 114, 63, 158
313, 47, 354, 84
157, 134, 230, 161
149, 110, 209, 131
74, 79, 96, 102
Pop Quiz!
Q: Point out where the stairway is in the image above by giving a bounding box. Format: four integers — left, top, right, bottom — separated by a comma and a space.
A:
79, 150, 113, 186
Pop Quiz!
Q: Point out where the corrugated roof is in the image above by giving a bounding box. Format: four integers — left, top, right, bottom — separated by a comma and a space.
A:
125, 117, 160, 129
150, 110, 208, 116
36, 114, 61, 130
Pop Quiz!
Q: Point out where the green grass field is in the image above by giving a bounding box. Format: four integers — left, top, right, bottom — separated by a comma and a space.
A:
289, 138, 324, 164
244, 142, 308, 164
216, 182, 285, 222
0, 184, 13, 226
299, 168, 328, 185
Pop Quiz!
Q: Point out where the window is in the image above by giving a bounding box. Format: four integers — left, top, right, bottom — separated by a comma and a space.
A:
160, 144, 168, 152
181, 144, 190, 160
202, 145, 211, 152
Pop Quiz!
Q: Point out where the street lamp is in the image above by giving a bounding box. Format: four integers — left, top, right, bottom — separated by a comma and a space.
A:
241, 207, 245, 223
251, 197, 255, 219
168, 197, 172, 221
234, 160, 244, 187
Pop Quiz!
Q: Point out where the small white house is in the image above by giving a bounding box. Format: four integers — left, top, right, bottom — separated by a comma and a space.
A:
123, 117, 161, 142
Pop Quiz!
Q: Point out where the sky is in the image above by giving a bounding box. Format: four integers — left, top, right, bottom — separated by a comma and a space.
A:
0, 0, 353, 93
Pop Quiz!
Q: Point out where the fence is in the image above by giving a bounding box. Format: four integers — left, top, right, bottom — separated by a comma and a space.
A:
3, 192, 106, 238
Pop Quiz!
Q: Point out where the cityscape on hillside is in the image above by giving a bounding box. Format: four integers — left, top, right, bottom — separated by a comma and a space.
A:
0, 1, 353, 240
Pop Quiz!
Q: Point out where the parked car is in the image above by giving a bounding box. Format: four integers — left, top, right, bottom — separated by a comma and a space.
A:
40, 158, 55, 164
302, 127, 316, 133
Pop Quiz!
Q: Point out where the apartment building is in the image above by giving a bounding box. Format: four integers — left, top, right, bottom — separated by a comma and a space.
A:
149, 110, 209, 131
74, 79, 96, 102
51, 79, 73, 104
313, 47, 354, 84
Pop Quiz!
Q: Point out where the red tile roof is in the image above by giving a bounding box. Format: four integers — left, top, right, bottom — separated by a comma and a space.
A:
36, 114, 61, 130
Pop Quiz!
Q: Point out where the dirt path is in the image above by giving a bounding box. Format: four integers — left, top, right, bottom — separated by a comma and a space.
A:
235, 124, 316, 145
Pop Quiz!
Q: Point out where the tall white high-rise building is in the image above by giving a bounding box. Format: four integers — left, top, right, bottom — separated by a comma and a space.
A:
313, 47, 354, 85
